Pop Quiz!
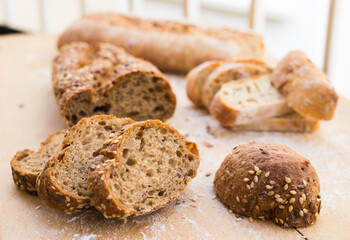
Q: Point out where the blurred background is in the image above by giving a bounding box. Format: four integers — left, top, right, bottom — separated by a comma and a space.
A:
0, 0, 349, 98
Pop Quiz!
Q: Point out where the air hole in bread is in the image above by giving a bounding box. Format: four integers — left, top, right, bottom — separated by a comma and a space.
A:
71, 114, 78, 125
176, 150, 183, 157
187, 169, 194, 177
93, 104, 111, 113
98, 121, 106, 126
154, 106, 164, 112
146, 169, 155, 177
104, 125, 113, 131
79, 111, 86, 117
122, 148, 129, 158
126, 158, 137, 166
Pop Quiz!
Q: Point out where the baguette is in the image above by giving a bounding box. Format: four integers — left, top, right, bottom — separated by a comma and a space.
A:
36, 115, 134, 213
58, 13, 264, 73
271, 50, 338, 120
201, 59, 272, 108
10, 130, 66, 194
210, 74, 291, 126
231, 112, 319, 133
53, 42, 176, 126
87, 120, 200, 218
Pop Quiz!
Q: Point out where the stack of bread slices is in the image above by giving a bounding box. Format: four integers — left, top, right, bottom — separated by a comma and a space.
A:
186, 51, 338, 132
11, 115, 199, 219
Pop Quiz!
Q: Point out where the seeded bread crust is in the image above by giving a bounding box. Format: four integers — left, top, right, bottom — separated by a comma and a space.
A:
271, 50, 338, 120
10, 130, 66, 194
214, 142, 321, 228
36, 115, 134, 213
53, 42, 176, 126
201, 59, 273, 108
87, 120, 200, 219
57, 13, 264, 73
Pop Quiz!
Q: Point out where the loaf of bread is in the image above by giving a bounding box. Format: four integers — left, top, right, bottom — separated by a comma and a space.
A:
210, 74, 291, 126
271, 50, 338, 120
57, 13, 264, 73
36, 115, 134, 213
214, 142, 321, 228
87, 120, 200, 218
53, 42, 176, 127
10, 130, 66, 194
232, 112, 320, 133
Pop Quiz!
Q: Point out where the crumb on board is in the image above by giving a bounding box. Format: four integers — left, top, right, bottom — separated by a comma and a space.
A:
18, 104, 24, 108
205, 172, 212, 177
212, 195, 217, 200
203, 141, 213, 148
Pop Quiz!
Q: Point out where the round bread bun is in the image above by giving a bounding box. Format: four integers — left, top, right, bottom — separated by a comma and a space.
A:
214, 142, 321, 228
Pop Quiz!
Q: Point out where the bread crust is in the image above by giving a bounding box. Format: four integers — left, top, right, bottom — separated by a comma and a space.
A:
53, 42, 176, 126
214, 142, 321, 228
10, 130, 66, 194
271, 50, 338, 120
57, 13, 264, 73
87, 120, 200, 219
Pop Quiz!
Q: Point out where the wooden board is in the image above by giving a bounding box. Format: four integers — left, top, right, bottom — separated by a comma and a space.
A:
0, 34, 350, 240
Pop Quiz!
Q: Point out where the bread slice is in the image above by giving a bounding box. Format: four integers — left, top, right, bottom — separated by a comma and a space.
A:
53, 42, 176, 126
87, 120, 200, 219
10, 130, 66, 194
210, 74, 291, 126
231, 112, 320, 132
186, 60, 230, 107
201, 59, 272, 108
36, 115, 134, 213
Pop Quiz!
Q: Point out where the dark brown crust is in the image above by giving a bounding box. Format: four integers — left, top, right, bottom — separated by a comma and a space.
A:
36, 115, 134, 213
214, 142, 321, 228
87, 120, 200, 219
57, 13, 264, 73
271, 50, 338, 120
53, 42, 176, 126
10, 130, 66, 195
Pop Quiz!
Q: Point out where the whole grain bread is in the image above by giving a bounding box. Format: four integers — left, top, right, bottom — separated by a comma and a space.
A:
271, 50, 338, 120
57, 13, 264, 73
53, 42, 176, 126
231, 112, 319, 133
201, 59, 272, 108
210, 74, 291, 126
10, 130, 66, 194
214, 142, 321, 228
36, 115, 134, 213
87, 120, 200, 218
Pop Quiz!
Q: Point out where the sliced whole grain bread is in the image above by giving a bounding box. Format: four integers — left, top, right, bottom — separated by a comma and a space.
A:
210, 74, 292, 126
231, 112, 320, 132
87, 120, 200, 218
53, 42, 176, 126
201, 59, 272, 108
10, 130, 66, 194
36, 115, 134, 213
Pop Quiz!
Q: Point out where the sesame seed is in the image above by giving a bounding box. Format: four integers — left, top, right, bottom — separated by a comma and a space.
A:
266, 185, 273, 189
250, 182, 254, 188
290, 190, 297, 195
284, 184, 288, 190
249, 217, 253, 223
285, 177, 291, 183
65, 196, 70, 202
270, 180, 276, 185
236, 218, 242, 222
302, 193, 306, 201
303, 208, 308, 213
299, 197, 304, 204
67, 203, 71, 207
256, 170, 262, 176
241, 161, 247, 166
254, 176, 258, 183
241, 207, 245, 212
106, 194, 112, 200
275, 218, 279, 223
268, 191, 274, 196
246, 184, 251, 190
289, 198, 296, 203
289, 206, 293, 212
69, 207, 74, 211
303, 180, 307, 185
258, 216, 265, 220
101, 203, 106, 210
279, 218, 284, 224
254, 166, 259, 172
248, 170, 255, 175
265, 172, 270, 177
243, 178, 250, 182
276, 198, 283, 203
236, 196, 240, 202
212, 196, 217, 200
96, 165, 101, 169
275, 194, 281, 198
279, 205, 285, 209
242, 199, 248, 203
255, 206, 260, 211
300, 210, 304, 217
229, 210, 233, 213
101, 175, 105, 180
270, 202, 275, 207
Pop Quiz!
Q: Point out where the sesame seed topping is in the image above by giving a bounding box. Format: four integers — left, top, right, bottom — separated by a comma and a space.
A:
248, 170, 255, 175
236, 196, 240, 202
106, 194, 112, 200
256, 170, 262, 176
299, 197, 304, 204
254, 176, 258, 183
290, 190, 297, 195
302, 193, 306, 201
96, 165, 101, 169
241, 161, 247, 166
268, 191, 274, 196
266, 185, 273, 190
98, 171, 104, 174
279, 205, 285, 209
265, 172, 270, 178
289, 198, 296, 203
242, 199, 248, 203
270, 180, 276, 185
270, 201, 275, 207
284, 184, 288, 190
276, 198, 283, 203
275, 194, 281, 198
248, 217, 253, 223
254, 166, 259, 172
303, 180, 307, 185
255, 206, 260, 211
298, 184, 305, 189
285, 177, 291, 183
236, 218, 242, 222
229, 210, 233, 213
289, 206, 293, 212
101, 175, 105, 180
65, 196, 70, 202
250, 182, 254, 188
279, 218, 284, 224
275, 218, 279, 223
212, 196, 217, 200
241, 207, 245, 212
303, 208, 308, 213
246, 184, 251, 190
69, 207, 74, 211
243, 178, 250, 182
300, 210, 304, 217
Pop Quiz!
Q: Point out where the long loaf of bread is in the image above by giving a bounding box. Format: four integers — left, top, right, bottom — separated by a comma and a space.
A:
58, 13, 264, 73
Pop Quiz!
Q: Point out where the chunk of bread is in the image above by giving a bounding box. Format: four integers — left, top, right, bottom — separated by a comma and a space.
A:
214, 142, 321, 228
87, 120, 200, 218
10, 130, 66, 194
53, 42, 176, 126
57, 13, 264, 73
231, 112, 320, 133
201, 59, 272, 108
210, 74, 291, 126
271, 50, 338, 120
36, 115, 134, 213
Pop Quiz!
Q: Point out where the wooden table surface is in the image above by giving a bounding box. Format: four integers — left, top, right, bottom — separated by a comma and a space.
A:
0, 34, 350, 240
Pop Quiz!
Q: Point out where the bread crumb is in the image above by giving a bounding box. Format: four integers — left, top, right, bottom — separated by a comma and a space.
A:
236, 218, 242, 222
203, 141, 213, 148
205, 173, 212, 177
212, 195, 217, 200
18, 104, 24, 108
229, 210, 233, 213
248, 217, 253, 223
190, 204, 197, 208
190, 195, 198, 202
